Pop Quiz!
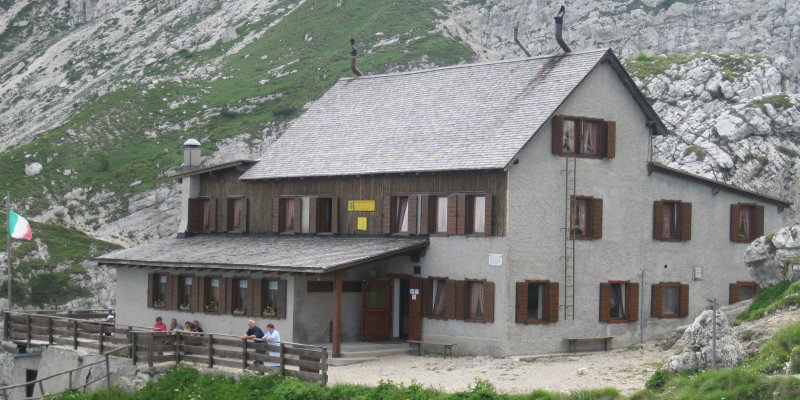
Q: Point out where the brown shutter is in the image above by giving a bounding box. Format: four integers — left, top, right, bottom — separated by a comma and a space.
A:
277, 280, 287, 319
239, 197, 248, 232
408, 277, 422, 340
251, 279, 263, 317
167, 275, 178, 310
420, 196, 429, 234
382, 196, 391, 234
679, 284, 690, 317
548, 282, 559, 323
680, 202, 692, 241
221, 200, 229, 233
447, 194, 458, 235
729, 283, 740, 304
190, 276, 199, 312
292, 197, 301, 234
223, 278, 233, 314
421, 278, 433, 317
245, 278, 254, 315
604, 120, 616, 158
515, 282, 527, 323
331, 197, 339, 234
592, 198, 603, 239
445, 279, 456, 319
484, 194, 493, 236
552, 115, 565, 155
208, 199, 217, 232
455, 280, 465, 320
308, 197, 317, 233
653, 201, 664, 240
651, 284, 662, 318
408, 195, 418, 234
147, 273, 154, 308
628, 283, 639, 322
755, 205, 764, 238
599, 283, 611, 322
188, 199, 202, 232
196, 276, 205, 311
483, 282, 495, 323
456, 194, 466, 235
271, 198, 280, 233
730, 204, 741, 242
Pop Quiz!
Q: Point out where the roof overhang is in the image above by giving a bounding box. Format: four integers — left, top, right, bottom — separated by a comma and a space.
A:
95, 235, 429, 274
170, 160, 258, 180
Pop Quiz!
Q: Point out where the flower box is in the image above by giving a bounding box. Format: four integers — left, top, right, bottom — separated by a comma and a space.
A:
153, 302, 166, 309
204, 304, 218, 312
179, 305, 191, 311
233, 309, 246, 315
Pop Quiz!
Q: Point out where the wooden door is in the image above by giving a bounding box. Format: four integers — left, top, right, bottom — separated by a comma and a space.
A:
361, 278, 393, 341
408, 277, 422, 341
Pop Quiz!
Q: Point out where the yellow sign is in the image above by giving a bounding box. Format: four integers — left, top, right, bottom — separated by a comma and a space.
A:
348, 200, 376, 212
357, 217, 368, 231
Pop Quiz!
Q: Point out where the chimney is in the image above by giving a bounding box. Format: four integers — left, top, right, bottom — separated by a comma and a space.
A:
178, 139, 201, 237
350, 39, 363, 77
554, 6, 572, 53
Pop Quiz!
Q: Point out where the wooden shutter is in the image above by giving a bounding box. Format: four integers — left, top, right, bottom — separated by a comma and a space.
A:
548, 282, 559, 323
188, 199, 202, 232
421, 278, 433, 317
651, 284, 663, 318
222, 278, 233, 314
277, 280, 287, 319
628, 283, 639, 322
447, 194, 458, 235
408, 195, 417, 234
755, 205, 764, 238
382, 196, 391, 234
456, 194, 466, 235
190, 276, 199, 312
251, 279, 262, 317
147, 273, 155, 308
592, 198, 603, 239
420, 196, 429, 234
515, 282, 528, 323
292, 197, 301, 234
483, 282, 495, 323
680, 202, 692, 241
271, 198, 280, 233
604, 121, 616, 158
167, 275, 178, 310
240, 197, 248, 232
208, 199, 217, 232
331, 197, 339, 234
408, 277, 422, 340
552, 115, 565, 155
729, 283, 740, 304
599, 283, 611, 322
455, 280, 466, 320
445, 279, 456, 319
308, 198, 317, 233
196, 276, 205, 311
484, 194, 493, 236
730, 204, 741, 242
653, 201, 664, 240
679, 284, 689, 317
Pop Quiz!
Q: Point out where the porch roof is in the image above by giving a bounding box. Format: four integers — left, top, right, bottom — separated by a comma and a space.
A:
95, 235, 429, 274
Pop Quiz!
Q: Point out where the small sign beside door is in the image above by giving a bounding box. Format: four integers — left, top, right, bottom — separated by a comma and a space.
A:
410, 288, 419, 300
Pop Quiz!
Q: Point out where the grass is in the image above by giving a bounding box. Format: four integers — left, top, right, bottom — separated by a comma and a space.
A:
747, 94, 793, 112
623, 52, 760, 83
733, 280, 799, 324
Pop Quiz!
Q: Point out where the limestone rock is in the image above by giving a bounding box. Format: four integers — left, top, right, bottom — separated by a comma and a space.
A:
745, 223, 800, 286
665, 310, 745, 373
24, 162, 42, 176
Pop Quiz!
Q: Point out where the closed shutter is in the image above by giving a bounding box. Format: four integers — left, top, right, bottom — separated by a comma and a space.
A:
421, 278, 433, 317
680, 202, 692, 241
223, 278, 233, 314
653, 201, 664, 240
277, 280, 287, 319
599, 283, 611, 322
483, 282, 495, 323
420, 196, 429, 234
408, 195, 418, 235
679, 284, 690, 317
196, 276, 205, 311
456, 194, 466, 235
292, 197, 301, 234
729, 283, 740, 304
755, 205, 764, 237
548, 282, 559, 323
247, 278, 257, 316
484, 194, 493, 236
730, 204, 741, 242
445, 280, 456, 319
147, 273, 154, 308
382, 196, 391, 234
515, 282, 528, 323
251, 279, 262, 317
271, 198, 280, 233
208, 199, 217, 232
628, 283, 639, 322
552, 115, 565, 155
309, 198, 317, 233
331, 197, 339, 234
592, 198, 603, 239
604, 121, 616, 158
651, 284, 662, 318
190, 276, 199, 312
188, 199, 202, 232
167, 275, 178, 310
447, 194, 458, 235
455, 281, 465, 320
220, 200, 228, 233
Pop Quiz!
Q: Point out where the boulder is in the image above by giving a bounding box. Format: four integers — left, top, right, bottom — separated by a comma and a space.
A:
665, 310, 745, 373
745, 223, 800, 286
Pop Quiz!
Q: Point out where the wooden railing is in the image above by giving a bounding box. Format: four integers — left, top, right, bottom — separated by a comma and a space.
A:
3, 312, 328, 384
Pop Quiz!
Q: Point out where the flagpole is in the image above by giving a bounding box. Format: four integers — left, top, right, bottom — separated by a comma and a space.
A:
6, 191, 11, 310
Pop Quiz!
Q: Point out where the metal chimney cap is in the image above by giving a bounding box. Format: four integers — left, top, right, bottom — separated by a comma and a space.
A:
183, 138, 201, 147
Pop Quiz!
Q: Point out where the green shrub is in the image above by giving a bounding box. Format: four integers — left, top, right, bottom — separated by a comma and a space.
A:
645, 369, 668, 390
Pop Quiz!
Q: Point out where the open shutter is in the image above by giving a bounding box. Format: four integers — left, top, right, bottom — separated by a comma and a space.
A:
277, 280, 287, 319
548, 282, 559, 323
592, 198, 603, 239
628, 283, 639, 322
680, 202, 692, 241
408, 195, 418, 235
445, 279, 456, 319
239, 197, 248, 232
552, 115, 565, 155
679, 284, 690, 317
455, 280, 466, 320
190, 276, 199, 312
331, 197, 339, 234
447, 194, 458, 235
251, 278, 262, 317
222, 278, 233, 314
484, 194, 493, 236
755, 205, 764, 238
420, 196, 429, 234
653, 201, 664, 240
196, 276, 205, 311
208, 199, 217, 232
604, 121, 616, 158
271, 198, 280, 233
147, 273, 155, 308
729, 283, 740, 304
483, 282, 495, 323
456, 195, 466, 235
421, 279, 433, 317
309, 198, 317, 233
167, 275, 178, 310
292, 197, 301, 234
188, 199, 202, 232
515, 282, 527, 323
651, 284, 662, 318
245, 278, 255, 316
599, 283, 611, 322
730, 204, 741, 242
382, 196, 391, 234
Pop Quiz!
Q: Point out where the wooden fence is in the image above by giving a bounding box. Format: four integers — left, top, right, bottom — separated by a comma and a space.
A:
3, 312, 327, 383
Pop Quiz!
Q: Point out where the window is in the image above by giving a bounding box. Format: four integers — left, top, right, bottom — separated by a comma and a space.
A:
653, 200, 691, 241
188, 197, 216, 232
255, 278, 287, 319
422, 195, 449, 234
466, 195, 486, 234
226, 196, 247, 232
551, 115, 615, 158
262, 280, 279, 316
651, 282, 689, 318
431, 279, 448, 317
382, 195, 417, 234
149, 274, 167, 308
205, 278, 221, 312
421, 278, 455, 319
729, 281, 757, 304
233, 279, 248, 313
395, 196, 410, 233
280, 197, 299, 233
599, 281, 639, 323
179, 276, 192, 310
313, 197, 336, 233
731, 203, 764, 242
570, 196, 603, 239
515, 280, 559, 324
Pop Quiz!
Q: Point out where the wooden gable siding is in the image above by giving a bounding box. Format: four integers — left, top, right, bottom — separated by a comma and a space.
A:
198, 169, 508, 236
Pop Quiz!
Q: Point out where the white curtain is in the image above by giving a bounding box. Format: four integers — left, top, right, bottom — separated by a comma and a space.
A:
663, 203, 676, 238
284, 200, 295, 231
433, 280, 447, 316
582, 121, 599, 154
397, 197, 409, 232
473, 196, 485, 233
610, 284, 626, 319
563, 120, 576, 152
574, 199, 587, 235
233, 199, 242, 230
663, 286, 678, 314
202, 200, 211, 230
436, 197, 448, 232
469, 282, 484, 318
739, 208, 751, 238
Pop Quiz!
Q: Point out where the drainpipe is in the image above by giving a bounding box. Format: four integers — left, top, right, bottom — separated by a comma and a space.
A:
350, 39, 363, 77
178, 139, 201, 236
554, 6, 572, 53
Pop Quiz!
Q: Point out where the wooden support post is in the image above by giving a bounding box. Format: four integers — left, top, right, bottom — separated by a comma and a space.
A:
175, 332, 181, 364
99, 323, 105, 354
147, 334, 154, 368
241, 339, 248, 370
73, 320, 79, 350
332, 270, 343, 358
131, 333, 138, 365
26, 315, 31, 348
279, 343, 286, 376
3, 312, 9, 340
321, 347, 328, 384
105, 353, 111, 389
127, 326, 133, 359
207, 334, 214, 367
38, 381, 45, 397
48, 317, 53, 345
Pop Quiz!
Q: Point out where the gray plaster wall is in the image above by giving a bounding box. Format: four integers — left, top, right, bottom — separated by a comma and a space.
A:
1, 351, 41, 399
503, 61, 788, 355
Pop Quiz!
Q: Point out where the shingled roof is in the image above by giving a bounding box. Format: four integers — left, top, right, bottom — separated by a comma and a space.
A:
241, 48, 662, 180
95, 235, 428, 274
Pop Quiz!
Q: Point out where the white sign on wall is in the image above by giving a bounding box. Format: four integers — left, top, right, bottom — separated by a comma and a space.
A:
488, 253, 503, 267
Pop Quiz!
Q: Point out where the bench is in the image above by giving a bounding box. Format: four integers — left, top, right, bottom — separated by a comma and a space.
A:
563, 336, 614, 353
407, 340, 456, 359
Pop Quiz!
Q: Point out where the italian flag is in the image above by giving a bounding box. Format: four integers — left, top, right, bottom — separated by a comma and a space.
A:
8, 210, 32, 240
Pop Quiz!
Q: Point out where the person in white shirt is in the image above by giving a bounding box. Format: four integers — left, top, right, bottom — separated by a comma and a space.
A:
262, 323, 281, 367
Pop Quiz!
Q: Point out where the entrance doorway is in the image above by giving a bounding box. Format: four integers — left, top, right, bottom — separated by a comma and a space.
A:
361, 278, 393, 341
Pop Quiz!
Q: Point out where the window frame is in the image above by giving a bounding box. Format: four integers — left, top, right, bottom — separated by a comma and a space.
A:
730, 203, 764, 243
313, 196, 337, 234
231, 278, 248, 314
422, 195, 449, 235
383, 194, 417, 235
461, 279, 494, 323
149, 273, 168, 308
515, 280, 559, 325
178, 275, 193, 311
599, 281, 639, 323
651, 282, 689, 319
226, 195, 247, 233
653, 200, 692, 242
551, 115, 615, 159
204, 277, 222, 313
570, 195, 603, 240
729, 281, 757, 304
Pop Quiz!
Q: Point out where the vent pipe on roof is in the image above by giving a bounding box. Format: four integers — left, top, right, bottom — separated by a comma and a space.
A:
513, 23, 532, 57
350, 39, 364, 77
554, 6, 572, 53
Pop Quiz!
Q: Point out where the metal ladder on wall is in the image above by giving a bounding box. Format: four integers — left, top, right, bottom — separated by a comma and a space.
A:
561, 155, 577, 320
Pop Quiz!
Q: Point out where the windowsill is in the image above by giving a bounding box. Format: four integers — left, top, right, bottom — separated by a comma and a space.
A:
316, 232, 335, 236
464, 318, 487, 323
428, 232, 448, 237
426, 315, 448, 320
391, 232, 410, 237
606, 319, 631, 324
558, 153, 604, 159
466, 233, 488, 238
523, 319, 550, 325
280, 231, 297, 235
227, 230, 244, 234
570, 236, 593, 241
657, 238, 682, 242
658, 314, 679, 319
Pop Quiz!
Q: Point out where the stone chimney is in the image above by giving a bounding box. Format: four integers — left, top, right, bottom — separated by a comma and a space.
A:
178, 139, 201, 236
